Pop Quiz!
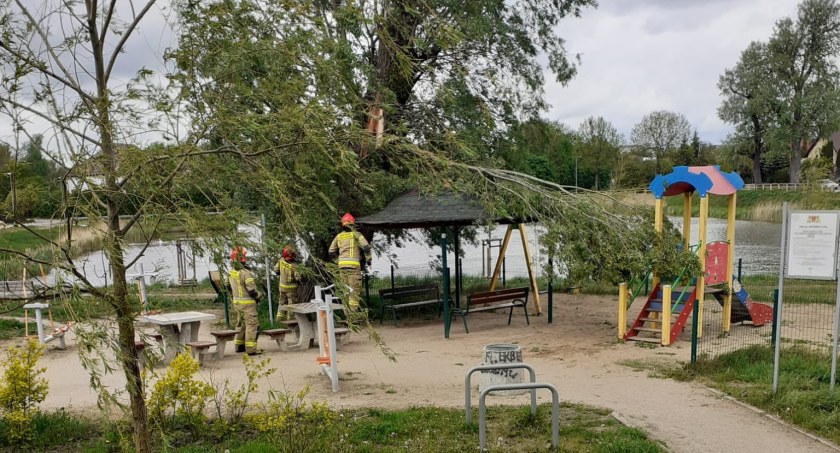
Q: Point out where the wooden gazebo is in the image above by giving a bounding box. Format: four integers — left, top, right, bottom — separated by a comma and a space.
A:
356, 190, 541, 338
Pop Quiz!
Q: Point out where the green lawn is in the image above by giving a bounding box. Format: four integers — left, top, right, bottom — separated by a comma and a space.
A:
2, 404, 664, 453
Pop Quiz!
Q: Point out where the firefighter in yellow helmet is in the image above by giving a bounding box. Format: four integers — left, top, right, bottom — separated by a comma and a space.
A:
274, 244, 300, 322
329, 213, 371, 309
226, 246, 262, 355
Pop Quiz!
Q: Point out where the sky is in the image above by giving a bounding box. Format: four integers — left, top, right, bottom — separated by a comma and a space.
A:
545, 0, 801, 144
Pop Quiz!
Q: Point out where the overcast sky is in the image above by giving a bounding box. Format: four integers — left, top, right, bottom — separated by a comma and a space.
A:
546, 0, 800, 144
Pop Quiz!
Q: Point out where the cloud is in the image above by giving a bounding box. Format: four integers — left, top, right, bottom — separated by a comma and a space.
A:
546, 0, 799, 144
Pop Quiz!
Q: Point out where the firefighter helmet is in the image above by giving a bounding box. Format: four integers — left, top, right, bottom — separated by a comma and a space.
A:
341, 212, 355, 226
281, 244, 296, 260
230, 246, 247, 263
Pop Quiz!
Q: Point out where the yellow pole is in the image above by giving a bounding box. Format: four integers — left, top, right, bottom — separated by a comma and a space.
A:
662, 284, 672, 346
683, 193, 692, 250
488, 225, 513, 291
653, 198, 664, 288
618, 282, 627, 340
723, 193, 737, 332
519, 225, 542, 315
697, 195, 709, 339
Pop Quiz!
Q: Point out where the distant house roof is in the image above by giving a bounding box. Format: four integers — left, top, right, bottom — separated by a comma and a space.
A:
356, 190, 521, 229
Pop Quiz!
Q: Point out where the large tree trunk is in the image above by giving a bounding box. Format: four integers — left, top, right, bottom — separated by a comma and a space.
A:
750, 115, 763, 184
752, 152, 763, 184
789, 139, 802, 184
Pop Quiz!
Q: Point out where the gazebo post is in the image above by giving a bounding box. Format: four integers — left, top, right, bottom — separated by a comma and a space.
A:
454, 227, 461, 308
441, 231, 451, 339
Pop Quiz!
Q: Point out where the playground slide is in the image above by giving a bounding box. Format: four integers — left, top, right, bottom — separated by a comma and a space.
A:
728, 276, 773, 327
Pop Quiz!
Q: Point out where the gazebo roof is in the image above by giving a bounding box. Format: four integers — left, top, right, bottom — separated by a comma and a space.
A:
648, 165, 744, 199
356, 190, 518, 229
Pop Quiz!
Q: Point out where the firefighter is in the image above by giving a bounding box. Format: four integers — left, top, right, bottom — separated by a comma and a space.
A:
226, 246, 262, 355
274, 244, 299, 322
329, 213, 371, 310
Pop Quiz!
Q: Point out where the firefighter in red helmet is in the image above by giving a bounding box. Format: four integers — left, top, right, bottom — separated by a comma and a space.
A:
273, 244, 300, 321
226, 246, 262, 355
329, 213, 371, 309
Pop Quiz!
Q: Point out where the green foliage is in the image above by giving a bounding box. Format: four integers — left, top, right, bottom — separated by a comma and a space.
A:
250, 385, 337, 452
631, 111, 692, 174
147, 352, 215, 436
801, 156, 833, 185
0, 339, 48, 445
544, 206, 701, 286
211, 354, 276, 429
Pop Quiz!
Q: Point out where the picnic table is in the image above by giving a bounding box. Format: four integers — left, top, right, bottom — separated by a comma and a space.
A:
277, 302, 344, 351
138, 311, 216, 362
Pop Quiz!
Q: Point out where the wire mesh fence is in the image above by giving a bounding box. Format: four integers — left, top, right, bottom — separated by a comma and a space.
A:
693, 269, 840, 395
693, 273, 776, 360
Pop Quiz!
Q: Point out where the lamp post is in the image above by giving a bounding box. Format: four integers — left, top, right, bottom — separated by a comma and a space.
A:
4, 172, 14, 219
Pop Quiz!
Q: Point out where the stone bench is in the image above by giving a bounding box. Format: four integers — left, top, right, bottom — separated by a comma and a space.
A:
262, 328, 292, 351
210, 329, 240, 359
185, 341, 216, 366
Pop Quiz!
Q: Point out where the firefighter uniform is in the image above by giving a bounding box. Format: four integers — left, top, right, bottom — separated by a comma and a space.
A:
274, 258, 299, 321
228, 267, 260, 354
329, 214, 371, 309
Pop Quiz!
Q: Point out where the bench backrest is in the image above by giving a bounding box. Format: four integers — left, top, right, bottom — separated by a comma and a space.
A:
468, 287, 529, 307
379, 284, 439, 303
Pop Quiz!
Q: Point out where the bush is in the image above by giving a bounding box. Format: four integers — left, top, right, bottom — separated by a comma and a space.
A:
147, 352, 215, 438
0, 339, 48, 445
250, 385, 336, 452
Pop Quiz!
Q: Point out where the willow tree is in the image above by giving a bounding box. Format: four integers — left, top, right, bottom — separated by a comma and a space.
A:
173, 0, 597, 255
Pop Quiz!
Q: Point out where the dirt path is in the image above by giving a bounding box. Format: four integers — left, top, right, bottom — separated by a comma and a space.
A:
15, 294, 840, 453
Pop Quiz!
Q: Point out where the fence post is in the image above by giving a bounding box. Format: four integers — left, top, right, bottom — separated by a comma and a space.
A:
691, 289, 699, 364
502, 258, 506, 287
661, 285, 672, 346
618, 283, 627, 340
738, 258, 742, 282
771, 289, 779, 351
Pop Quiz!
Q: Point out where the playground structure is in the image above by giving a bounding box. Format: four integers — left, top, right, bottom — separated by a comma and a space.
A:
619, 166, 774, 346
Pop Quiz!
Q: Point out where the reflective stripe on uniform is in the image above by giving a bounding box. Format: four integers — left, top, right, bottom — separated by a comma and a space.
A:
245, 341, 257, 347
279, 283, 298, 289
233, 298, 255, 305
338, 260, 360, 267
234, 340, 244, 345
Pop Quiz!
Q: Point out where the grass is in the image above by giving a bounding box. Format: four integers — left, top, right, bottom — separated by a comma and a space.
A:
0, 319, 36, 340
664, 190, 840, 222
739, 274, 836, 305
1, 404, 665, 452
685, 345, 840, 445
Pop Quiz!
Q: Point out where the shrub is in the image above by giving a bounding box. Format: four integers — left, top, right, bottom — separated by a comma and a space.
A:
147, 352, 215, 437
0, 339, 48, 445
250, 385, 336, 452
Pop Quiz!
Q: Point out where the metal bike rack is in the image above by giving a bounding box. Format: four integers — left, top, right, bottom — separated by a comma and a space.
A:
479, 382, 560, 451
464, 363, 537, 424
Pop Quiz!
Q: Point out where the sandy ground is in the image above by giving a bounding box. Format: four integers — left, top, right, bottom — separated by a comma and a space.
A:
11, 294, 840, 453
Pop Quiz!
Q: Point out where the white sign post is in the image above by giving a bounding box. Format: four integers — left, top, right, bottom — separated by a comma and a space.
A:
774, 205, 840, 393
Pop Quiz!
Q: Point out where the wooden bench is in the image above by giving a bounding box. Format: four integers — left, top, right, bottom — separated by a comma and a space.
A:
186, 341, 216, 366
210, 329, 240, 359
453, 287, 529, 333
378, 284, 441, 326
262, 328, 292, 351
